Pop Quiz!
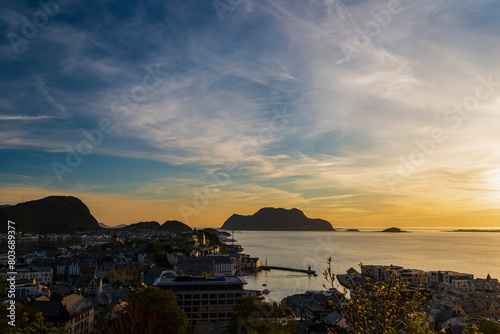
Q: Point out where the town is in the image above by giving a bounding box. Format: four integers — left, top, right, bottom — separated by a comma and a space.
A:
1, 228, 500, 334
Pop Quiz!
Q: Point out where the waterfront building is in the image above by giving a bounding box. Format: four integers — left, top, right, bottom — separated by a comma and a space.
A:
241, 255, 260, 270
154, 270, 247, 326
361, 264, 404, 281
429, 271, 474, 288
400, 269, 429, 286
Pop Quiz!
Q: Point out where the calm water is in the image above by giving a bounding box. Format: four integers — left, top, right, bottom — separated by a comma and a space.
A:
235, 229, 500, 301
0, 238, 80, 252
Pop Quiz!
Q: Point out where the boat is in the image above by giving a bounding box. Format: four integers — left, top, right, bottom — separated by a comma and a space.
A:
262, 289, 270, 294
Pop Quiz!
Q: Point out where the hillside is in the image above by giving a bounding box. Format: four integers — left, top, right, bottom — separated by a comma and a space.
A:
161, 220, 192, 232
220, 207, 334, 231
127, 221, 161, 230
0, 196, 101, 234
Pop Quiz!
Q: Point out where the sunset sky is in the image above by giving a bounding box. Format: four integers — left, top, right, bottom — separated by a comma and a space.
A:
1, 0, 499, 228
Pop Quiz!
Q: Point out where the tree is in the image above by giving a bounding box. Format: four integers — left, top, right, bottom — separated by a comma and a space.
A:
324, 260, 433, 334
323, 256, 336, 291
104, 303, 175, 334
470, 319, 500, 334
0, 302, 69, 333
463, 324, 483, 334
225, 296, 296, 334
129, 286, 189, 332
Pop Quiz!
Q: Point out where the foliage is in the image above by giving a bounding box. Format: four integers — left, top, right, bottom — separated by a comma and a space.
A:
153, 252, 173, 268
463, 324, 483, 334
323, 260, 433, 334
129, 286, 189, 331
323, 256, 336, 290
469, 319, 500, 334
104, 303, 176, 334
225, 296, 296, 334
0, 303, 69, 334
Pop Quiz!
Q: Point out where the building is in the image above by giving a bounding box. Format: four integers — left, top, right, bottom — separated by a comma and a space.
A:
154, 270, 247, 326
179, 256, 235, 277
400, 269, 429, 286
0, 266, 53, 284
71, 275, 103, 296
69, 262, 80, 277
361, 265, 404, 281
108, 264, 141, 284
61, 293, 95, 334
429, 271, 474, 288
8, 282, 43, 297
241, 257, 260, 270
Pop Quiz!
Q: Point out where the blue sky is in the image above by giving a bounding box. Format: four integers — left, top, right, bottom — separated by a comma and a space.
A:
1, 0, 500, 227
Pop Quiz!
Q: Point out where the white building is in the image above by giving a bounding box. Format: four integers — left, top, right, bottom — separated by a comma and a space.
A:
0, 266, 53, 285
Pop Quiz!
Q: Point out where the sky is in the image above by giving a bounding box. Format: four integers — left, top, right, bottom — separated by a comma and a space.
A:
1, 0, 499, 228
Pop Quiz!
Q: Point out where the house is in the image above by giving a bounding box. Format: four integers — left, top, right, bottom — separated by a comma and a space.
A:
79, 260, 96, 275
69, 262, 80, 277
95, 262, 113, 281
108, 264, 141, 284
61, 293, 95, 334
71, 275, 103, 296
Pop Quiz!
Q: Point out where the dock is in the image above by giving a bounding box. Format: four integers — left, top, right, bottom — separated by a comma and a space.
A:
260, 265, 316, 275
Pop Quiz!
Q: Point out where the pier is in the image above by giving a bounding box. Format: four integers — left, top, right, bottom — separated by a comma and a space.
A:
259, 265, 316, 275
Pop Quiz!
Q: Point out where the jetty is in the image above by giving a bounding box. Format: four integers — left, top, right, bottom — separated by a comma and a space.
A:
260, 265, 316, 275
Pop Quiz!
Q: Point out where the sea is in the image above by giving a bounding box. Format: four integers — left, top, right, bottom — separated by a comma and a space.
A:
234, 229, 500, 301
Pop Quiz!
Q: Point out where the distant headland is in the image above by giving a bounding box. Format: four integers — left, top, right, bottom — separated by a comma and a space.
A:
380, 227, 408, 233
220, 207, 334, 231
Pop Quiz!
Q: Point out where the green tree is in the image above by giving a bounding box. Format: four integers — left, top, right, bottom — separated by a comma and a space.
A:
324, 260, 433, 334
469, 319, 500, 334
104, 303, 175, 334
225, 296, 296, 334
129, 286, 189, 332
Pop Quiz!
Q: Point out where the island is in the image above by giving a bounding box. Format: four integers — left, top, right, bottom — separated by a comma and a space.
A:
220, 207, 334, 231
380, 227, 408, 233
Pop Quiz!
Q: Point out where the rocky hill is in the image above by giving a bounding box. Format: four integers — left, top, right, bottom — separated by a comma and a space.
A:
161, 220, 192, 232
220, 207, 334, 231
0, 196, 101, 234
